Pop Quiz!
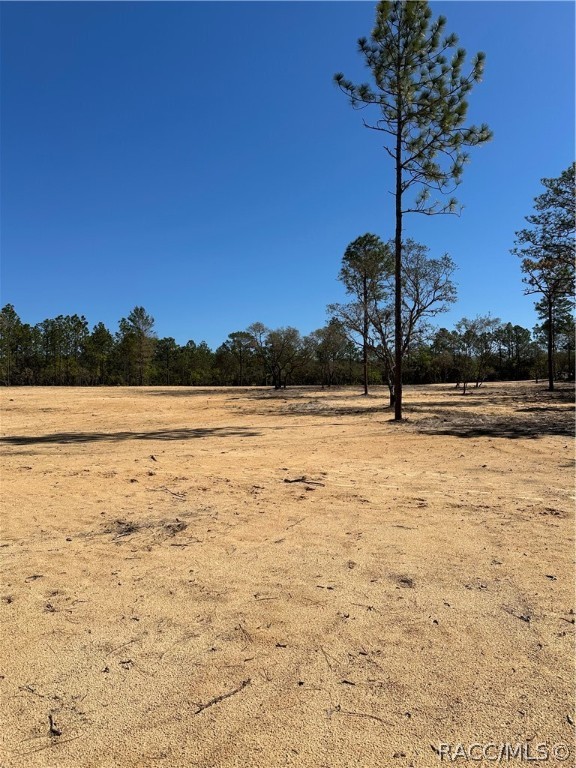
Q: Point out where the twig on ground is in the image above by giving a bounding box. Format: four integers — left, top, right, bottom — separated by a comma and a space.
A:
20, 735, 81, 756
339, 708, 390, 725
283, 477, 325, 486
319, 646, 337, 670
237, 623, 253, 645
152, 486, 186, 499
286, 517, 307, 529
194, 679, 251, 714
106, 636, 142, 657
18, 685, 46, 698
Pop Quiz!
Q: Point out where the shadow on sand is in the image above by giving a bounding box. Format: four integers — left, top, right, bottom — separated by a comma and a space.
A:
0, 426, 261, 446
231, 385, 574, 440
417, 412, 574, 439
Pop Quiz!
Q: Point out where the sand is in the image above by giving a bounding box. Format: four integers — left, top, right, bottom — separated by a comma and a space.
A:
1, 382, 574, 767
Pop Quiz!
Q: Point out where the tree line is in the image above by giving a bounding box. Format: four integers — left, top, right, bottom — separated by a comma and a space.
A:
0, 300, 573, 389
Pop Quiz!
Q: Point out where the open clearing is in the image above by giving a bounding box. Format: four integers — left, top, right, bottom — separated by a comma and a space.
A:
1, 382, 574, 768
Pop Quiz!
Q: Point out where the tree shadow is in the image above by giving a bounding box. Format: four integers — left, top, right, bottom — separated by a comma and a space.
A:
418, 413, 574, 439
227, 387, 347, 402
238, 384, 575, 429
407, 397, 487, 410
515, 405, 573, 413
145, 388, 242, 397
241, 401, 388, 418
144, 387, 330, 402
0, 426, 261, 446
415, 384, 575, 439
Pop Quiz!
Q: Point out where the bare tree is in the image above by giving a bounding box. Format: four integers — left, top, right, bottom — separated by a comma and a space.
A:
369, 240, 457, 405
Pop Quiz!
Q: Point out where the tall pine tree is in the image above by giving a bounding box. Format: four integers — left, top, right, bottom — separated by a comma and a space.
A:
335, 0, 491, 419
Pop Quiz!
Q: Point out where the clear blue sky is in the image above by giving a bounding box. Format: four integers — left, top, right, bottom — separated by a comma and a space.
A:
1, 1, 574, 348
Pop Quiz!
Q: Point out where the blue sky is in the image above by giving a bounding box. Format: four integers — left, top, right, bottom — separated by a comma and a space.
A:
1, 1, 574, 348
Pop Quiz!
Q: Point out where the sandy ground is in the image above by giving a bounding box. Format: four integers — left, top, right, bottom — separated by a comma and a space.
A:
0, 382, 574, 768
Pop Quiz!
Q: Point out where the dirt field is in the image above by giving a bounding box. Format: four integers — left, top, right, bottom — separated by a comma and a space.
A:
1, 382, 574, 768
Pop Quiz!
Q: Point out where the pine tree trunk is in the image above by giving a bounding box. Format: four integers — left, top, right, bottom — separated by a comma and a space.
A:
393, 122, 403, 420
547, 296, 554, 391
363, 275, 369, 396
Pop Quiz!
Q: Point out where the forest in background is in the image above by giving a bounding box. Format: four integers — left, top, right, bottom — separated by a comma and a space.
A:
0, 301, 573, 391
